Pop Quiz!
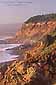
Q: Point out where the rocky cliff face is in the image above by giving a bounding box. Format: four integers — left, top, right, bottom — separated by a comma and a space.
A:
0, 14, 56, 85
15, 21, 56, 45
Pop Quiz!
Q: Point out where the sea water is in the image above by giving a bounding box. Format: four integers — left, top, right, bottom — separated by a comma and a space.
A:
0, 36, 21, 63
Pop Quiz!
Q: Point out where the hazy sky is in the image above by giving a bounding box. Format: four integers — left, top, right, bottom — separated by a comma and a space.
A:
0, 0, 56, 24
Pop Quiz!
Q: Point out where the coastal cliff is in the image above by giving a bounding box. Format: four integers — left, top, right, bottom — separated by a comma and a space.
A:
0, 14, 56, 85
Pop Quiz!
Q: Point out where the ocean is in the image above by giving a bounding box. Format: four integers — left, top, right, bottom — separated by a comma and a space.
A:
0, 36, 21, 63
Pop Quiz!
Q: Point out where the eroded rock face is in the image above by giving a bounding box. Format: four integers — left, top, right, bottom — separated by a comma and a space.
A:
16, 21, 56, 40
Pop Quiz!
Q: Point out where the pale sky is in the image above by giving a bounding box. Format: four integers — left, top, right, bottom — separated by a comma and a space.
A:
0, 0, 56, 24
